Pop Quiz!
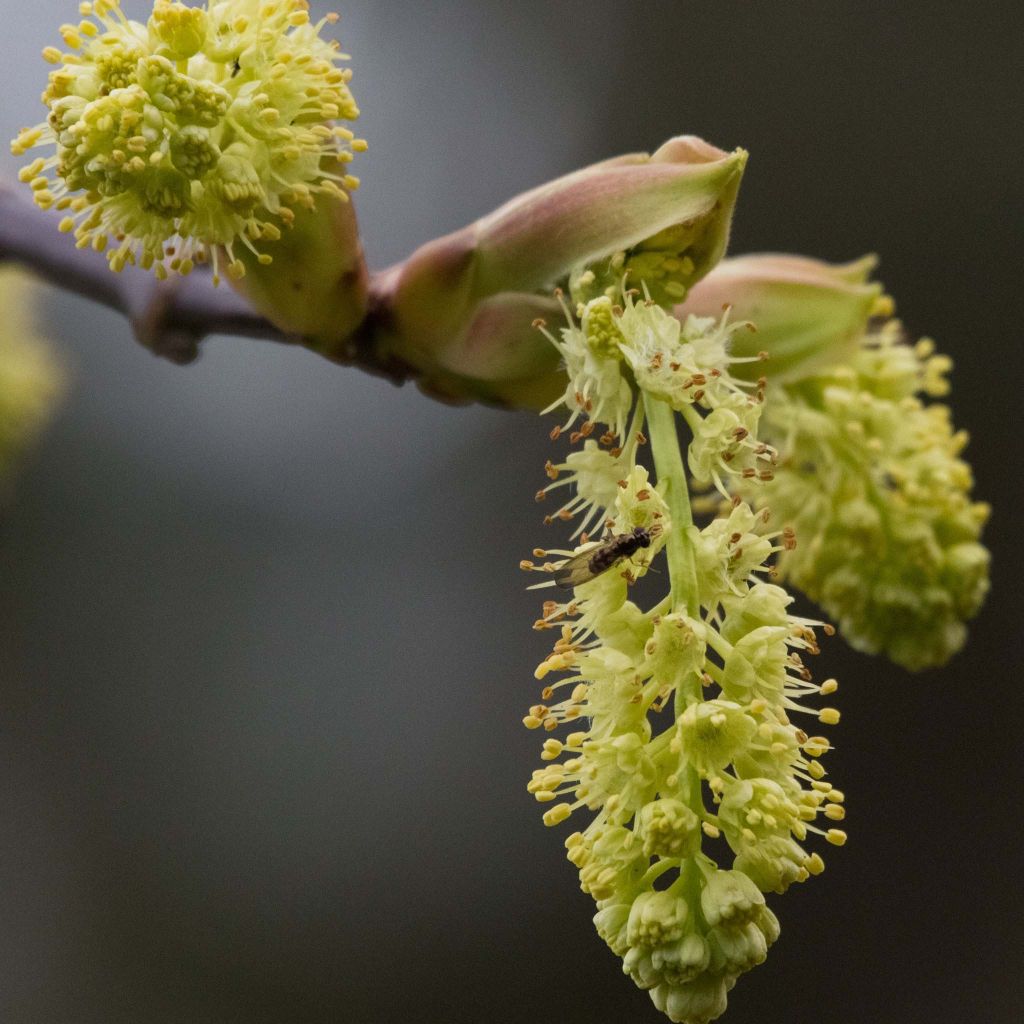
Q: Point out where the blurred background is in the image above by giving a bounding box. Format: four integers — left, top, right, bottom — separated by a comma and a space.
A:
1, 1, 1021, 1022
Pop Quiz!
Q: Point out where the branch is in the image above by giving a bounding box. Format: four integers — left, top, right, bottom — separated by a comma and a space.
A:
1, 182, 311, 365
0, 180, 566, 406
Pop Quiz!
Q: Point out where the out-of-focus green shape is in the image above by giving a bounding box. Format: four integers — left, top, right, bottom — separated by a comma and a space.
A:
0, 267, 64, 486
679, 252, 884, 382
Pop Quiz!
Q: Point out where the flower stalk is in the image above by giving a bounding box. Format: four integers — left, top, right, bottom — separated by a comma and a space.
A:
645, 393, 698, 620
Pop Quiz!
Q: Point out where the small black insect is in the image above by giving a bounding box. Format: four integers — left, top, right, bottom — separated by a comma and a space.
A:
554, 526, 658, 589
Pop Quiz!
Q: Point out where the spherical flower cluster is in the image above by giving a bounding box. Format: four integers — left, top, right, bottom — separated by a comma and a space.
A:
749, 322, 990, 670
11, 0, 365, 282
522, 300, 844, 1023
0, 269, 64, 481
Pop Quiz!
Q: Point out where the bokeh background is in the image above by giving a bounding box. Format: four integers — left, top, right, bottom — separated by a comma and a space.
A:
1, 2, 1021, 1022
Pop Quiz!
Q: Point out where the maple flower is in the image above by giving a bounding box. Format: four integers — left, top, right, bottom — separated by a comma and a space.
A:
522, 293, 843, 1024
11, 0, 364, 282
749, 321, 989, 670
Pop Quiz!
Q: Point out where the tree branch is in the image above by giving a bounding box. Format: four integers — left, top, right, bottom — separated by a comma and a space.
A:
0, 180, 560, 406
1, 181, 303, 365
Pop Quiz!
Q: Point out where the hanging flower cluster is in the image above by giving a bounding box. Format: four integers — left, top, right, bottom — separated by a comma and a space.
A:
680, 254, 990, 669
11, 0, 364, 282
522, 294, 845, 1024
746, 319, 990, 670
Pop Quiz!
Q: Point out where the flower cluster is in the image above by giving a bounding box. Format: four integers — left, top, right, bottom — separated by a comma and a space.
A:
539, 293, 775, 499
523, 296, 843, 1024
748, 321, 990, 670
0, 269, 64, 481
569, 219, 729, 311
11, 0, 364, 282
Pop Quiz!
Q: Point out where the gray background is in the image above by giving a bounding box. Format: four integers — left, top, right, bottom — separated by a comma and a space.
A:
1, 2, 1021, 1022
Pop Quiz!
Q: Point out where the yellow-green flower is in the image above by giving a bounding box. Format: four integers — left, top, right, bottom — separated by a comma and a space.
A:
11, 0, 364, 283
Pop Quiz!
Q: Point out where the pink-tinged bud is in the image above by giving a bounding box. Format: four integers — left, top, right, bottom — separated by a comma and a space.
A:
229, 195, 370, 360
381, 137, 747, 405
679, 253, 884, 382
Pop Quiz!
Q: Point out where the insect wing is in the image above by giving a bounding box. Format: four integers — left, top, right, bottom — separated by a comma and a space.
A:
553, 547, 601, 589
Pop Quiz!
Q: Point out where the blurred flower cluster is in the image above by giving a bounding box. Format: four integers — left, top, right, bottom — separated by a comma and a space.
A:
0, 269, 63, 486
744, 319, 989, 670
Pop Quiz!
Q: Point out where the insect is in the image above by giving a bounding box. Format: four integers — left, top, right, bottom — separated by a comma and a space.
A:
554, 526, 659, 589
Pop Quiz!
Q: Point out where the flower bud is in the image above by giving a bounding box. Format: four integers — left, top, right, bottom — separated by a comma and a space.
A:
678, 253, 883, 382
678, 701, 758, 776
650, 974, 730, 1024
651, 932, 711, 987
636, 798, 702, 859
149, 1, 208, 61
594, 903, 632, 956
382, 137, 747, 406
706, 921, 769, 975
699, 868, 765, 928
627, 891, 691, 948
575, 824, 646, 901
229, 195, 370, 357
733, 836, 809, 894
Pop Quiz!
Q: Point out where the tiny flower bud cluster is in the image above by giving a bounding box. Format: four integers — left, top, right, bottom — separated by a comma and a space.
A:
11, 0, 365, 282
570, 218, 729, 309
749, 321, 990, 670
523, 292, 843, 1024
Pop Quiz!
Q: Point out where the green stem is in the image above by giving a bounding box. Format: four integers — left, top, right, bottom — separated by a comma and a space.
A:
643, 392, 704, 854
644, 393, 699, 621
